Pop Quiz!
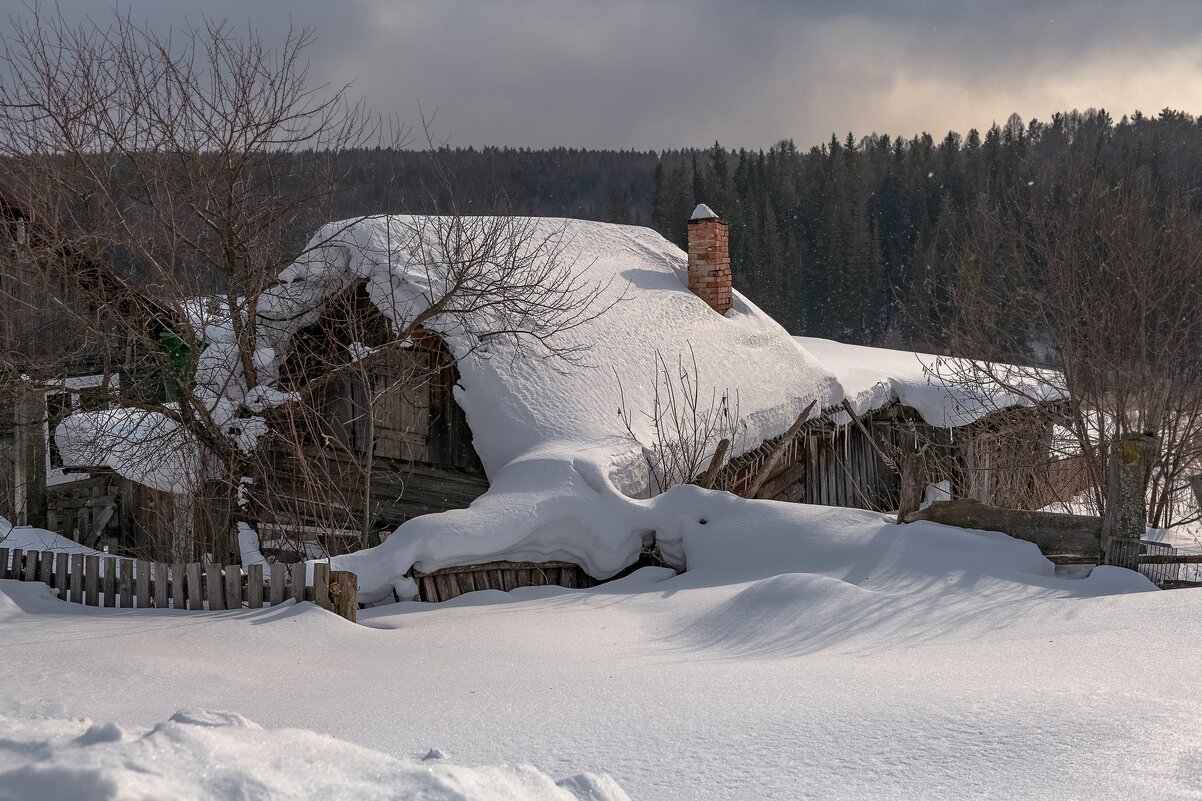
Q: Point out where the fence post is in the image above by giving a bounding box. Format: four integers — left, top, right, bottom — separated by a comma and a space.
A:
269, 563, 286, 606
0, 548, 9, 580
10, 548, 23, 580
313, 562, 330, 610
289, 562, 305, 604
39, 550, 53, 585
24, 550, 38, 583
103, 558, 116, 607
172, 563, 186, 610
224, 565, 242, 609
119, 559, 134, 607
56, 553, 68, 600
206, 563, 225, 610
186, 563, 203, 610
246, 564, 263, 609
84, 555, 99, 606
329, 570, 358, 623
154, 562, 168, 608
70, 554, 84, 604
135, 560, 150, 608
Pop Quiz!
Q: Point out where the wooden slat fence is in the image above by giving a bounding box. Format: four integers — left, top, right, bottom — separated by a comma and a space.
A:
0, 548, 357, 621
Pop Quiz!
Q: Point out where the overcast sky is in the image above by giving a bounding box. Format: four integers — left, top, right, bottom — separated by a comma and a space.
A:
27, 1, 1202, 150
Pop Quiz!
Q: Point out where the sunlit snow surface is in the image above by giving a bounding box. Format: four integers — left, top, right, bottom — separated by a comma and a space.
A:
4, 500, 1198, 800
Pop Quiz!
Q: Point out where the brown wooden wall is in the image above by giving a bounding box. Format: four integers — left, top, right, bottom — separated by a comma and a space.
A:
728, 420, 900, 511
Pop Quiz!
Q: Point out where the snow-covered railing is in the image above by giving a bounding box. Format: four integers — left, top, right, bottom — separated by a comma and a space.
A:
0, 548, 358, 621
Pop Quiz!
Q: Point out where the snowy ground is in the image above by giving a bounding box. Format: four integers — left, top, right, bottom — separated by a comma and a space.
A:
3, 498, 1202, 800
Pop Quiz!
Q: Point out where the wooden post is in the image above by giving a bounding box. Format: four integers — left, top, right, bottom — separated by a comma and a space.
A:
0, 548, 8, 580
39, 550, 53, 586
269, 563, 286, 606
328, 570, 358, 623
289, 562, 305, 604
313, 562, 330, 610
70, 554, 84, 604
135, 560, 151, 608
57, 553, 69, 601
695, 438, 731, 490
894, 423, 930, 524
118, 559, 133, 607
9, 548, 23, 581
1102, 433, 1157, 570
246, 564, 263, 609
153, 562, 168, 608
206, 563, 225, 610
22, 550, 38, 582
102, 558, 116, 607
186, 562, 203, 610
224, 565, 242, 609
172, 563, 186, 610
84, 555, 100, 606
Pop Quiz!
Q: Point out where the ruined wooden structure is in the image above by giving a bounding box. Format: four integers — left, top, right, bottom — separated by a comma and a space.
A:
248, 284, 489, 559
723, 400, 1068, 517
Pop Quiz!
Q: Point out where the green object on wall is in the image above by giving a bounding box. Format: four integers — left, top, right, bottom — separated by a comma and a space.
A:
159, 333, 207, 402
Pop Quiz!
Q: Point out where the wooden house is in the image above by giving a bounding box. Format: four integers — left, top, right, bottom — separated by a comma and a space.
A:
2, 202, 1070, 604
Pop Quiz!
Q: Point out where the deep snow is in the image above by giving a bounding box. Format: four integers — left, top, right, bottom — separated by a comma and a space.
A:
4, 497, 1197, 801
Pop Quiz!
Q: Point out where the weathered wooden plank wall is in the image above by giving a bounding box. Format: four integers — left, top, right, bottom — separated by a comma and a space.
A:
413, 560, 598, 603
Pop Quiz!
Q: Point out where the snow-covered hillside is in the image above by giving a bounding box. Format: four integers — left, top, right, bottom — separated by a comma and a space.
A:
5, 497, 1197, 800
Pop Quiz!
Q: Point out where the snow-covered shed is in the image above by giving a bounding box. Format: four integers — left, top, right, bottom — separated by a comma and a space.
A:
797, 337, 1069, 513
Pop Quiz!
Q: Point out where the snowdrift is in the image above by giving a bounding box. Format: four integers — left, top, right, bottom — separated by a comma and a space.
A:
0, 710, 629, 801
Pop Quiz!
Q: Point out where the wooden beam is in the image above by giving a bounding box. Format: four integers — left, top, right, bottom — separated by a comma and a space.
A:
905, 498, 1102, 556
840, 399, 898, 471
695, 438, 731, 490
745, 400, 817, 499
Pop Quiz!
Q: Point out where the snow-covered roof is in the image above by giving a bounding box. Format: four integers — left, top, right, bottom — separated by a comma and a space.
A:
796, 337, 1066, 428
267, 217, 838, 482
55, 407, 214, 495
269, 216, 839, 597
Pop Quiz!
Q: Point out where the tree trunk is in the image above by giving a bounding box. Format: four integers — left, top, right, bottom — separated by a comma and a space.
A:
12, 382, 46, 528
1101, 433, 1157, 570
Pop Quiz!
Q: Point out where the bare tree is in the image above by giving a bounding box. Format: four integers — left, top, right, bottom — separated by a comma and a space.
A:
617, 345, 746, 495
0, 9, 609, 563
944, 169, 1202, 532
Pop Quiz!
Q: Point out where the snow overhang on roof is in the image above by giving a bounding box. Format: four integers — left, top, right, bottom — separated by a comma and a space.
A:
795, 337, 1067, 428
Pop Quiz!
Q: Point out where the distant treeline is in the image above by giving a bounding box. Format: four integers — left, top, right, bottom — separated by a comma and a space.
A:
321, 108, 1202, 347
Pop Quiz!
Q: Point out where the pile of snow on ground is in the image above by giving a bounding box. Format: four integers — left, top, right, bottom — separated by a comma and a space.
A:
0, 709, 628, 801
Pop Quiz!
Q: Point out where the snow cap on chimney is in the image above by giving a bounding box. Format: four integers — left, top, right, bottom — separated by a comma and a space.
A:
690, 203, 719, 221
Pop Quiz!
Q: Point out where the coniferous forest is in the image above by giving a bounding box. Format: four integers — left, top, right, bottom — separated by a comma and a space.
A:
325, 108, 1202, 348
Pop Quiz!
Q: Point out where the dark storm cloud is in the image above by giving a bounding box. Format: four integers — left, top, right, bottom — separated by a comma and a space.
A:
20, 1, 1202, 149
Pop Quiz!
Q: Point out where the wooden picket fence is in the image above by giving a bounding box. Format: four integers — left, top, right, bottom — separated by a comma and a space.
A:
0, 547, 358, 622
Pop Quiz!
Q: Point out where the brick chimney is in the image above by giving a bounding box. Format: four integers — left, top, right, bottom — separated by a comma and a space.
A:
687, 203, 732, 315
